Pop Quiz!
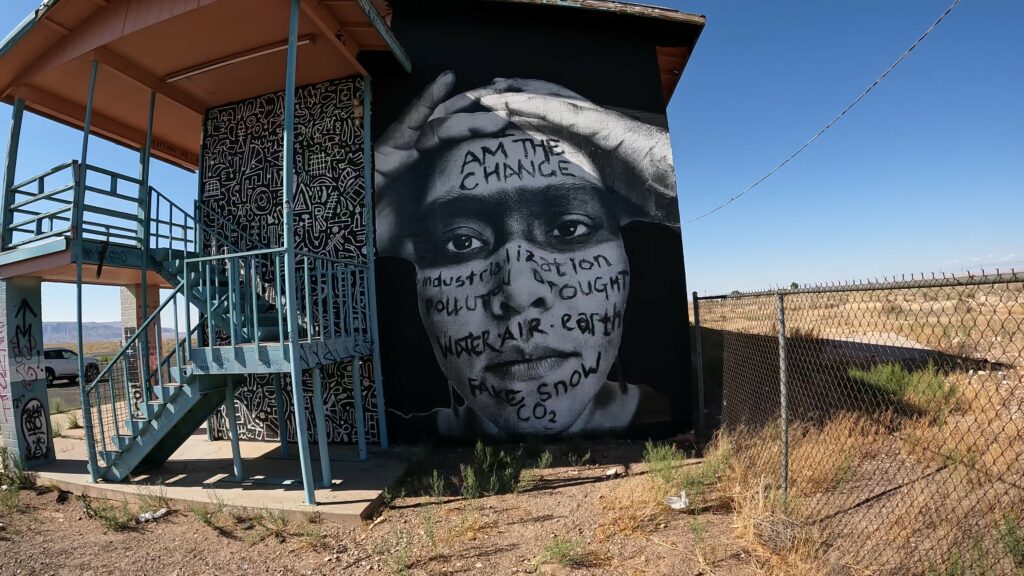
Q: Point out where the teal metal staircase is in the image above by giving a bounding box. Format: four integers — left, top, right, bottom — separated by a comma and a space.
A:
1, 160, 386, 489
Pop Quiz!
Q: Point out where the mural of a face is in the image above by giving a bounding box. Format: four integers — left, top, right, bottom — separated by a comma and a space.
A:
412, 129, 630, 435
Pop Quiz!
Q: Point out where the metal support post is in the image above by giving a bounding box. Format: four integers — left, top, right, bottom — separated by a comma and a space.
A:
75, 60, 99, 233
691, 292, 706, 442
1, 98, 25, 249
76, 262, 100, 482
311, 367, 332, 487
361, 77, 389, 448
223, 378, 244, 482
775, 291, 789, 502
282, 0, 317, 505
351, 357, 367, 460
274, 374, 289, 456
137, 90, 156, 418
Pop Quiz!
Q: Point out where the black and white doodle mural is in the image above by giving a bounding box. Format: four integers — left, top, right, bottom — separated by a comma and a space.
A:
201, 77, 378, 444
369, 0, 693, 440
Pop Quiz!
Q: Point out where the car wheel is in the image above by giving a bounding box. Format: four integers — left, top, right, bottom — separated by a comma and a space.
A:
45, 368, 55, 387
85, 363, 100, 383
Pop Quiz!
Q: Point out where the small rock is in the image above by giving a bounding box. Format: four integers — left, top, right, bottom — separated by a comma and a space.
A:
604, 467, 619, 478
475, 563, 483, 568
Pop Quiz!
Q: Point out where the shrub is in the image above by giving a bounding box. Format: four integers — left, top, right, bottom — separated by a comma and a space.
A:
458, 441, 525, 499
536, 450, 553, 469
0, 447, 35, 490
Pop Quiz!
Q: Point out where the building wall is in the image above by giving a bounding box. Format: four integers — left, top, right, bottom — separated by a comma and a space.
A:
201, 76, 378, 444
198, 2, 696, 444
367, 0, 695, 440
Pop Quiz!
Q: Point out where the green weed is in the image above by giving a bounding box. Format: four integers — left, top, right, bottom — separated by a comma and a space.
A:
536, 449, 553, 469
0, 447, 35, 490
0, 485, 20, 513
392, 530, 411, 575
65, 412, 81, 430
460, 464, 480, 499
135, 482, 169, 512
643, 440, 685, 486
253, 508, 289, 543
998, 513, 1024, 569
848, 362, 958, 417
567, 450, 591, 467
427, 469, 446, 502
81, 495, 135, 532
540, 536, 596, 568
458, 441, 525, 499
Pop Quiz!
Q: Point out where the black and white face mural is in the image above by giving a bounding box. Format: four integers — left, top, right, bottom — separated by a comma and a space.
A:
375, 73, 682, 438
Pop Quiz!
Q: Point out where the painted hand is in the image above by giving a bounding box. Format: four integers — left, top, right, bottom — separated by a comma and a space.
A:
477, 78, 678, 224
374, 71, 511, 253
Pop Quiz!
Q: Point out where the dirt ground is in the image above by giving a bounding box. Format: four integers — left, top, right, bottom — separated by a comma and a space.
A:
0, 440, 758, 576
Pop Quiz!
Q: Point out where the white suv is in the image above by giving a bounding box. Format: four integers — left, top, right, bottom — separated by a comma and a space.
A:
43, 348, 100, 386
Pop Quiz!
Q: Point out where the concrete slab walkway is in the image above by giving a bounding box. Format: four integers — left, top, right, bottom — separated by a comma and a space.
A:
33, 431, 410, 525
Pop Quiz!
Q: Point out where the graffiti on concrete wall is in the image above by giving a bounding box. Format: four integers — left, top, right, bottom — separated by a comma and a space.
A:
20, 397, 48, 459
11, 299, 40, 384
201, 76, 376, 444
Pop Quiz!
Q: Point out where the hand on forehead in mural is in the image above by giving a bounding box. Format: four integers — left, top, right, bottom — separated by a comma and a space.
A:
374, 72, 678, 257
474, 78, 678, 224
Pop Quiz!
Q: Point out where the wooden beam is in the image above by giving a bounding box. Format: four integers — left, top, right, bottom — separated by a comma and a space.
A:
163, 35, 316, 83
10, 85, 198, 171
39, 18, 71, 36
301, 0, 367, 76
91, 46, 206, 115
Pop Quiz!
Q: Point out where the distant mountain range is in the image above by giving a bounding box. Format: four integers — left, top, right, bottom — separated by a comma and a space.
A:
44, 322, 178, 344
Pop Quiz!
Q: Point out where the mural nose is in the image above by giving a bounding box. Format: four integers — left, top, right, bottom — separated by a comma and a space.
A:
487, 257, 553, 319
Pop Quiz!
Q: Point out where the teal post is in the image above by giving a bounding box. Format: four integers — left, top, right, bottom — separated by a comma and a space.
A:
361, 78, 389, 449
282, 0, 317, 505
310, 367, 332, 487
223, 378, 244, 482
0, 278, 53, 468
351, 357, 367, 460
273, 374, 289, 456
76, 60, 100, 480
1, 98, 25, 250
136, 91, 156, 419
76, 60, 98, 234
75, 262, 100, 481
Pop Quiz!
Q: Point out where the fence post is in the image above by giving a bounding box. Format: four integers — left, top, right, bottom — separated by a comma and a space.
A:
775, 291, 789, 502
691, 291, 706, 442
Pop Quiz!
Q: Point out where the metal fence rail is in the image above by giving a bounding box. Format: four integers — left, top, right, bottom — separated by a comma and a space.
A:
692, 272, 1024, 575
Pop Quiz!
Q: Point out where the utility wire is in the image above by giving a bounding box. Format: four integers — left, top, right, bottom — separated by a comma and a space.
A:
687, 0, 961, 224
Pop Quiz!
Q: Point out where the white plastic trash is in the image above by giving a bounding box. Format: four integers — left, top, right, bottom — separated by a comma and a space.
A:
665, 489, 689, 510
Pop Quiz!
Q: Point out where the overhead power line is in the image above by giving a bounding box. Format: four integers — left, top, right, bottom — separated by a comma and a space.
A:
687, 0, 961, 225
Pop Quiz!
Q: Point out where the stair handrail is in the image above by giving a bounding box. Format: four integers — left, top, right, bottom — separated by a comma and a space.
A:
84, 281, 185, 396
145, 320, 202, 396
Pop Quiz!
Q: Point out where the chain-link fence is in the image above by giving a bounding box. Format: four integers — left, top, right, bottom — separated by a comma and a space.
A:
691, 272, 1024, 575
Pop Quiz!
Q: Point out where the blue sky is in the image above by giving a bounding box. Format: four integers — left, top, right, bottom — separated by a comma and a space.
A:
1, 0, 1022, 319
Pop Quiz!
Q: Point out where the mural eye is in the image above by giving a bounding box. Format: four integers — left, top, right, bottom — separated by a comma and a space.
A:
551, 218, 594, 239
445, 233, 485, 253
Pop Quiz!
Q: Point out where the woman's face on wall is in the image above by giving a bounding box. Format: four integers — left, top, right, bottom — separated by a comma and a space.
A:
411, 129, 630, 435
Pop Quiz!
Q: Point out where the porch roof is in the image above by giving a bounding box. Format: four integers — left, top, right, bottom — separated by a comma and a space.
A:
0, 0, 408, 171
